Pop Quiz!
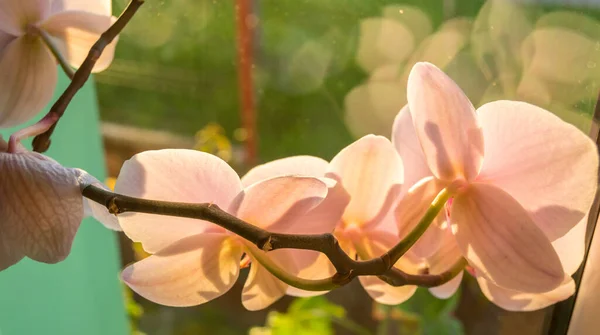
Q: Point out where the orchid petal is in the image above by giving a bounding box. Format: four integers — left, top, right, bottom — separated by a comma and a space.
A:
328, 135, 403, 227
552, 214, 588, 275
477, 276, 575, 312
356, 232, 419, 305
41, 11, 117, 72
241, 157, 347, 289
0, 0, 50, 35
74, 169, 120, 230
0, 30, 15, 51
242, 155, 348, 234
0, 37, 57, 128
407, 62, 484, 181
477, 101, 598, 240
0, 152, 83, 263
234, 176, 327, 231
122, 233, 241, 307
427, 228, 464, 299
286, 252, 336, 297
430, 272, 463, 300
50, 0, 111, 16
0, 234, 24, 271
396, 177, 447, 259
115, 150, 243, 253
452, 183, 564, 293
359, 274, 418, 305
392, 105, 431, 189
242, 248, 288, 311
241, 155, 329, 187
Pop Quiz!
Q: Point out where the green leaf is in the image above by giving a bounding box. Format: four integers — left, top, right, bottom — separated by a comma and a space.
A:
253, 297, 347, 335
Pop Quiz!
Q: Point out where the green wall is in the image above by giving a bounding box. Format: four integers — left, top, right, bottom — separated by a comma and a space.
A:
0, 73, 128, 335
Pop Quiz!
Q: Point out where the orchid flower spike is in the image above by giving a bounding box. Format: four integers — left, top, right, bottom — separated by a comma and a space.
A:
0, 0, 117, 128
0, 136, 120, 271
116, 150, 347, 310
392, 62, 598, 305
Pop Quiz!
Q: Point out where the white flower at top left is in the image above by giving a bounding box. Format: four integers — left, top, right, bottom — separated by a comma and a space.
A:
0, 0, 117, 128
0, 136, 120, 271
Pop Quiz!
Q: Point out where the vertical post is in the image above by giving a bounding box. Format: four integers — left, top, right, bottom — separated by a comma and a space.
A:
236, 0, 258, 167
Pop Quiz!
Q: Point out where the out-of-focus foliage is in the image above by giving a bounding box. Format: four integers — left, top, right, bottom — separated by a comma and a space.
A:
123, 285, 147, 335
384, 288, 464, 335
346, 0, 600, 138
193, 123, 233, 162
249, 297, 371, 335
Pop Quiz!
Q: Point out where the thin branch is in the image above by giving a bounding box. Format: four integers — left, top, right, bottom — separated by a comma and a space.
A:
82, 184, 462, 289
32, 0, 145, 153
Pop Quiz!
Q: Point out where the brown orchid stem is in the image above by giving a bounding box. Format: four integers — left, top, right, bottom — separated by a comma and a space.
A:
32, 0, 145, 153
82, 184, 460, 288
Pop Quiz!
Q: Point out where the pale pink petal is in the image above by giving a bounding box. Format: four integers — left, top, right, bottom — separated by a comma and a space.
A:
407, 62, 484, 181
241, 157, 347, 288
430, 272, 463, 300
0, 30, 15, 51
0, 152, 83, 263
477, 276, 575, 312
328, 135, 403, 227
356, 232, 419, 305
391, 105, 431, 189
359, 275, 418, 305
0, 233, 24, 271
284, 179, 349, 235
428, 228, 464, 299
286, 252, 336, 297
41, 11, 117, 72
242, 248, 288, 311
234, 176, 327, 231
0, 0, 50, 35
50, 0, 111, 16
396, 177, 447, 259
0, 37, 57, 128
122, 233, 242, 307
452, 183, 565, 293
552, 214, 588, 275
115, 150, 242, 253
477, 101, 598, 240
75, 168, 120, 231
241, 156, 349, 234
241, 155, 329, 187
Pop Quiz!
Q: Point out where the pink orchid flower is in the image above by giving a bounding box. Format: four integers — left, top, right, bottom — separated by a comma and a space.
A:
392, 62, 598, 297
241, 155, 350, 298
116, 150, 347, 310
423, 214, 587, 310
0, 136, 120, 271
241, 137, 441, 304
0, 0, 117, 128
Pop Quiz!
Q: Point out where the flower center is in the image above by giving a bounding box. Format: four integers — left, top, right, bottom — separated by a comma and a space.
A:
24, 24, 40, 37
448, 178, 469, 195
